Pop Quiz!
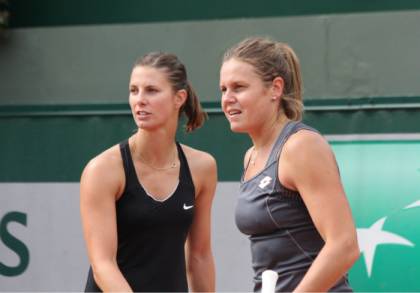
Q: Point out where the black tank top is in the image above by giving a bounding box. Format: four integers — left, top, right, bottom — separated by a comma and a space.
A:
84, 140, 195, 292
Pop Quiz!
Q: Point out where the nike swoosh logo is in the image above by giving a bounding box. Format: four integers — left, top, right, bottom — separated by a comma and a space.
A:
183, 203, 194, 210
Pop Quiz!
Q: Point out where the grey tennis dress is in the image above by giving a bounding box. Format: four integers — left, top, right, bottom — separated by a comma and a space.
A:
235, 121, 352, 292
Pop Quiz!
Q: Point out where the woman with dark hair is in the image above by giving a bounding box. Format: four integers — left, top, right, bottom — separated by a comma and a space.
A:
219, 37, 359, 292
81, 52, 216, 292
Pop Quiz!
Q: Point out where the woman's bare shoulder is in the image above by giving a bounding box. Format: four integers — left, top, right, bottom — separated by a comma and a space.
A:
83, 144, 123, 176
80, 144, 125, 199
180, 144, 216, 172
283, 129, 330, 158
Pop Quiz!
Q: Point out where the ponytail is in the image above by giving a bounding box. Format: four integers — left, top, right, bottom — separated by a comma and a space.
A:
182, 81, 207, 132
279, 43, 304, 121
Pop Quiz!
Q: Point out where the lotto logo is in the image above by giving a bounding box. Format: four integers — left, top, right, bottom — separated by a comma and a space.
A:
259, 176, 272, 189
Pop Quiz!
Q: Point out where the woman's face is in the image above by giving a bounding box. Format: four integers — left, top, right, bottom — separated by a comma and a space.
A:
220, 58, 274, 133
129, 66, 184, 131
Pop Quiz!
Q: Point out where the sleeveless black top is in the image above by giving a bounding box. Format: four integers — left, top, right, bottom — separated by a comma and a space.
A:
85, 140, 195, 292
235, 121, 352, 292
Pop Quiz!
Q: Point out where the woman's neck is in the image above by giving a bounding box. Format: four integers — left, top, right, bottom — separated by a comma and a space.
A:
130, 129, 178, 166
250, 114, 289, 153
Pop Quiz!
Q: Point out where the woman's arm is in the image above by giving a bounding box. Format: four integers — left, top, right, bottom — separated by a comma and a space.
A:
80, 150, 132, 292
185, 150, 217, 292
280, 130, 360, 292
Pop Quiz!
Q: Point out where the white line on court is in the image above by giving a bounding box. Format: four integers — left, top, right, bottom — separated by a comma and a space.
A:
325, 133, 420, 141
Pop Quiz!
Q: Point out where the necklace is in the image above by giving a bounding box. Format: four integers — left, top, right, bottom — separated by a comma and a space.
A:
133, 140, 178, 171
138, 152, 178, 171
249, 147, 258, 166
249, 117, 289, 166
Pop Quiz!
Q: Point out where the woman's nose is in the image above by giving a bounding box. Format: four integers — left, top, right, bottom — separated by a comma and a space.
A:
136, 92, 148, 105
222, 91, 236, 104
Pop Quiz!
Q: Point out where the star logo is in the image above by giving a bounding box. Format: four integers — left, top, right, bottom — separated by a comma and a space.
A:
357, 199, 420, 277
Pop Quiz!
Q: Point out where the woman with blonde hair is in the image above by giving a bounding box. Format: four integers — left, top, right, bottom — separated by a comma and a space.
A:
219, 37, 359, 292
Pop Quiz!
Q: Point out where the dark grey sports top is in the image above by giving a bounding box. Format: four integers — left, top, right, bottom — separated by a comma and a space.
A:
235, 121, 352, 292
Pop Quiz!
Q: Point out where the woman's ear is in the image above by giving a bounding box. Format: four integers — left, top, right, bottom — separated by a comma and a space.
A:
174, 89, 188, 109
271, 76, 285, 101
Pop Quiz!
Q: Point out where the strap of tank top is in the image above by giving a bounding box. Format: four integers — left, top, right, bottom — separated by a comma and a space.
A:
265, 120, 299, 167
267, 121, 318, 196
266, 121, 319, 166
176, 142, 195, 191
119, 140, 137, 187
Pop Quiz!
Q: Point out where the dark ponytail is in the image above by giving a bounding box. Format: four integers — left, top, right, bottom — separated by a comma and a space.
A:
182, 81, 207, 132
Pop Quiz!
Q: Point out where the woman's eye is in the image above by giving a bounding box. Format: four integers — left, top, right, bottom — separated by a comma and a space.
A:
146, 87, 158, 93
130, 88, 138, 94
